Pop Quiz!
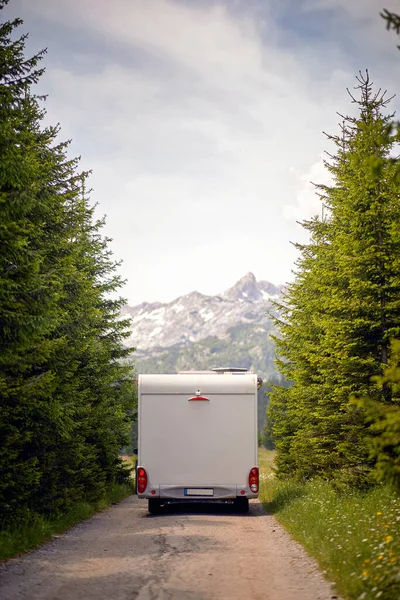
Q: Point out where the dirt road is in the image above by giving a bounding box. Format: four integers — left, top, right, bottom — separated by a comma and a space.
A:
0, 496, 339, 600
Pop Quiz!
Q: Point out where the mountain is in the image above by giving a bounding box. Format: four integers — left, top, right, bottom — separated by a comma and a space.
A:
122, 272, 283, 380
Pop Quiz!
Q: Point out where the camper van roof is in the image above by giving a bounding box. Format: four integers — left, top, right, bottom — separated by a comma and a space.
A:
178, 368, 248, 375
212, 367, 248, 373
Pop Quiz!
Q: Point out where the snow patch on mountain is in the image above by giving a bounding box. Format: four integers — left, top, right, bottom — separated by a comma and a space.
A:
121, 272, 283, 352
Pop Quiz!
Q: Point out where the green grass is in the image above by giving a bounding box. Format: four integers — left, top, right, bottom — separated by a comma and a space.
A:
258, 446, 276, 474
0, 481, 134, 561
258, 449, 400, 600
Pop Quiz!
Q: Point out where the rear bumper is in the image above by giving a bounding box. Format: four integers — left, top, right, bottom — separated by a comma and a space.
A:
138, 484, 258, 500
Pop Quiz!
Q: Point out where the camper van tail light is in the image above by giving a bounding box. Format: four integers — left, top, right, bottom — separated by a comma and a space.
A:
188, 396, 209, 401
249, 467, 259, 493
137, 467, 148, 494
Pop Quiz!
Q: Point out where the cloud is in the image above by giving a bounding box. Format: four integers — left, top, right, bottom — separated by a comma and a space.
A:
27, 0, 266, 79
8, 0, 400, 303
283, 157, 333, 221
302, 0, 400, 55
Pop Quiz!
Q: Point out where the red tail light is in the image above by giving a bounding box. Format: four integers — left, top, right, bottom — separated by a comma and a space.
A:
249, 467, 259, 493
137, 466, 148, 494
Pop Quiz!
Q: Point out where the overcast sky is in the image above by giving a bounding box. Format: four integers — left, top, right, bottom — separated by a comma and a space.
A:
4, 0, 400, 305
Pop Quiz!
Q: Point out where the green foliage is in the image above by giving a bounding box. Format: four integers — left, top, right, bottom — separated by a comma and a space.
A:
268, 72, 400, 487
381, 9, 400, 43
260, 477, 400, 600
353, 340, 400, 490
0, 4, 136, 528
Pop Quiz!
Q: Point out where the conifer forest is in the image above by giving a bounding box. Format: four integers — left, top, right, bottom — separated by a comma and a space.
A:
0, 1, 136, 529
269, 73, 400, 491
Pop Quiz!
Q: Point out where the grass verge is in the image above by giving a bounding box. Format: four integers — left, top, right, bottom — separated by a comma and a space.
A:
0, 481, 134, 561
258, 449, 399, 600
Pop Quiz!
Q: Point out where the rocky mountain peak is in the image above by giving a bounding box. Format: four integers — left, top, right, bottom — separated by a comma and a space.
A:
122, 273, 282, 353
222, 272, 261, 302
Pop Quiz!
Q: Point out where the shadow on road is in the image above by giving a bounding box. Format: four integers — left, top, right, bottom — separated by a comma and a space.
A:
261, 487, 307, 515
143, 499, 265, 518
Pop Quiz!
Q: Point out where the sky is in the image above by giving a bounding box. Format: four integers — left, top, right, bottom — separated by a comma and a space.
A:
4, 0, 400, 305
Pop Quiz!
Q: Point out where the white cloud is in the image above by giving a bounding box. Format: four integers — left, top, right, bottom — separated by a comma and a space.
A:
9, 0, 400, 303
303, 0, 400, 54
28, 0, 266, 82
283, 156, 333, 221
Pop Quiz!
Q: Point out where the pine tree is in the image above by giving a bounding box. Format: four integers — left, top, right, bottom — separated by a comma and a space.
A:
269, 72, 400, 487
0, 2, 63, 521
0, 1, 135, 525
381, 9, 400, 45
353, 340, 400, 490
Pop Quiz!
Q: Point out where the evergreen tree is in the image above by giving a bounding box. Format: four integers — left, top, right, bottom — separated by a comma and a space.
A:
269, 72, 400, 487
381, 9, 400, 45
353, 339, 400, 490
0, 2, 61, 521
0, 0, 135, 525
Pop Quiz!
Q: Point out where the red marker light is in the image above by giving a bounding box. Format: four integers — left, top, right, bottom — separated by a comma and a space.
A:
248, 467, 259, 494
137, 467, 148, 494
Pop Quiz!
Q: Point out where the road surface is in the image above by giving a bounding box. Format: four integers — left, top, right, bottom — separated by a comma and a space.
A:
0, 496, 339, 600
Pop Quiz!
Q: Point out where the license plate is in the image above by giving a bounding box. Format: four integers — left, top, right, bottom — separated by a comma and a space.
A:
184, 488, 214, 496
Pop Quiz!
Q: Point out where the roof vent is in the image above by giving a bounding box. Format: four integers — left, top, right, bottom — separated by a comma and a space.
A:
212, 367, 248, 374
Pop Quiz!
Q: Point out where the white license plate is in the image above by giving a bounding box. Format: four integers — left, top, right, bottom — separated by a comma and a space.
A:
184, 488, 214, 496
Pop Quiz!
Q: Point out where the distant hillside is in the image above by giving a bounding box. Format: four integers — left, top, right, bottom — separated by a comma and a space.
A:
123, 272, 282, 380
135, 322, 276, 379
123, 273, 285, 436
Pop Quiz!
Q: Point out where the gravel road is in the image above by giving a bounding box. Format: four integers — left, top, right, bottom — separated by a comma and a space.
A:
0, 496, 340, 600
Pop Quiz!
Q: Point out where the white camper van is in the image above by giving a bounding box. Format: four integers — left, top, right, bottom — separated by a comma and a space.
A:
137, 368, 260, 514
